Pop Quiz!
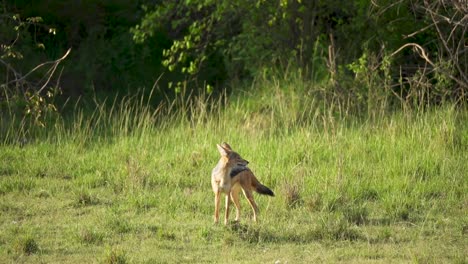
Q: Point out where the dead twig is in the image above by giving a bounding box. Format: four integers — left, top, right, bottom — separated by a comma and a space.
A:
7, 48, 71, 87
391, 43, 466, 89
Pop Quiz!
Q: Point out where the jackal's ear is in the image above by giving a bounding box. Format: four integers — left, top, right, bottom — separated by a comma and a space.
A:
217, 144, 230, 156
221, 142, 232, 150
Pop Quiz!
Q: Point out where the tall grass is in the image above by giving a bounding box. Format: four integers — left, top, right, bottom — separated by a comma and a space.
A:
1, 74, 466, 215
0, 75, 466, 262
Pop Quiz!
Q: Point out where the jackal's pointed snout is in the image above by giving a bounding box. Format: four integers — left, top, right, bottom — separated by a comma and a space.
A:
238, 159, 248, 166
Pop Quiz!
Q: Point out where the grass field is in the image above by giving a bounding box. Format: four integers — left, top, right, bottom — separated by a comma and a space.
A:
1, 80, 467, 263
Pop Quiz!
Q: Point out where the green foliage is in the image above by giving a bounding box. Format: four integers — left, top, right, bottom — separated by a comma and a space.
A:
1, 0, 465, 108
2, 0, 164, 99
0, 11, 62, 128
130, 0, 466, 104
131, 0, 395, 83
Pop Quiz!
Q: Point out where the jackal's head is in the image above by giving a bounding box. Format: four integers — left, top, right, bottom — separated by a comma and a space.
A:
217, 142, 249, 167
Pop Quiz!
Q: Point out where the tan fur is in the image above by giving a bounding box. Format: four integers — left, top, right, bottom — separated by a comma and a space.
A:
211, 142, 274, 225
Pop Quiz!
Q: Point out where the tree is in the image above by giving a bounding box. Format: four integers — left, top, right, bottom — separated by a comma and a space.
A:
0, 9, 69, 127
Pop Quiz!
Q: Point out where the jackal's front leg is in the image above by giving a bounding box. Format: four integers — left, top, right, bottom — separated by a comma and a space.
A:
214, 191, 221, 223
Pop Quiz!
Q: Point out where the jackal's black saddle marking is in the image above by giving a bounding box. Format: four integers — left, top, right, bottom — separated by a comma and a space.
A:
230, 167, 249, 178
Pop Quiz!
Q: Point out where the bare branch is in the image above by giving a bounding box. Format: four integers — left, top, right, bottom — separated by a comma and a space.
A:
391, 43, 466, 88
390, 43, 434, 66
8, 48, 71, 85
403, 23, 437, 39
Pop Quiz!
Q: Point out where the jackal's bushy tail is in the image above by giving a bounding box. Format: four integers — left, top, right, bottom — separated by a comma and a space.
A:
252, 177, 275, 196
256, 184, 275, 196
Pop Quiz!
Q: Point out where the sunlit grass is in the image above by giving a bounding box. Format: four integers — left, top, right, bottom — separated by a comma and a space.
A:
0, 77, 467, 263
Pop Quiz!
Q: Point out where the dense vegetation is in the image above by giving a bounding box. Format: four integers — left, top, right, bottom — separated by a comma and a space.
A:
0, 0, 467, 263
2, 1, 467, 113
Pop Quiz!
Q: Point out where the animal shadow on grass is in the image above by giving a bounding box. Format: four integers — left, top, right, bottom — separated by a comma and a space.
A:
226, 218, 366, 244
227, 222, 267, 243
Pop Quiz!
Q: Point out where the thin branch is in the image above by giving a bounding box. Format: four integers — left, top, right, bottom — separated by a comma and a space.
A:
403, 22, 437, 39
425, 2, 467, 87
391, 43, 466, 88
371, 0, 406, 17
390, 43, 434, 66
38, 57, 60, 94
8, 48, 71, 85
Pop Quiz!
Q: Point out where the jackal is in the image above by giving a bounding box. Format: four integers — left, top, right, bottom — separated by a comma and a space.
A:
211, 142, 274, 225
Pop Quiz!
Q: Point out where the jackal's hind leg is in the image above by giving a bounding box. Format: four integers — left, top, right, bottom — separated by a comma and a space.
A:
224, 193, 231, 225
231, 189, 241, 222
243, 189, 259, 222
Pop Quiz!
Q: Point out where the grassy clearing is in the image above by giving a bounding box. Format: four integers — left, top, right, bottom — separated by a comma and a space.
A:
0, 79, 467, 263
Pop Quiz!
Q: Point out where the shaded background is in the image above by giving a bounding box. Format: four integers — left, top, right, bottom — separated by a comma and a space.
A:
1, 0, 466, 113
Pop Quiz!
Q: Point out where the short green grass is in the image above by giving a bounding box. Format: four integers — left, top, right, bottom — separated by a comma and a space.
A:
1, 81, 467, 263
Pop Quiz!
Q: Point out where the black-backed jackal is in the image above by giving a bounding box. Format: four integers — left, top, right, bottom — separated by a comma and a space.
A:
211, 142, 274, 225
